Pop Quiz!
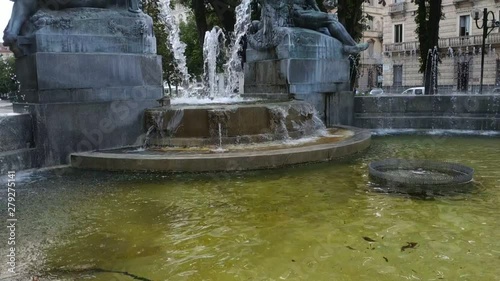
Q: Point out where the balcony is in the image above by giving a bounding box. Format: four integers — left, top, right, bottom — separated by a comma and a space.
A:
453, 0, 470, 4
384, 33, 500, 53
389, 2, 406, 16
384, 41, 418, 52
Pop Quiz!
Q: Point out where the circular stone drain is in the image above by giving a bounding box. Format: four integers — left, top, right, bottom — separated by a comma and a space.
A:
368, 159, 475, 196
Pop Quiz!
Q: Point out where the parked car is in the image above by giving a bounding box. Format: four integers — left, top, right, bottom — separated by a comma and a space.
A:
401, 87, 425, 95
369, 88, 385, 95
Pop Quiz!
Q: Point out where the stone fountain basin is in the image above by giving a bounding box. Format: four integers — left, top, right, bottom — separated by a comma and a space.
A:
70, 126, 371, 172
144, 100, 321, 145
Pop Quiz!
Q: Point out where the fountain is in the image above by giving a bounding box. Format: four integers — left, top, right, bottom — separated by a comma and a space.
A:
160, 0, 191, 91
203, 27, 226, 98
70, 0, 372, 172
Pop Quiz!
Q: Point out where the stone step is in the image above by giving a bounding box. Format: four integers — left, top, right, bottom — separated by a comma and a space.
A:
0, 148, 38, 174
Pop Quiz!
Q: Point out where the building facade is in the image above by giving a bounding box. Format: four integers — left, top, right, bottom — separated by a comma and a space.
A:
382, 0, 500, 93
357, 0, 386, 92
0, 45, 13, 59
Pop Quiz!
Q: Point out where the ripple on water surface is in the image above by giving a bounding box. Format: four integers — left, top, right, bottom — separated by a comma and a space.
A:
0, 135, 499, 280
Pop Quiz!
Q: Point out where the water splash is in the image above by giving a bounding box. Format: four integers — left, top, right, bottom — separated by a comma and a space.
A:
269, 106, 290, 140
160, 0, 191, 94
143, 125, 155, 149
203, 27, 226, 98
224, 0, 252, 96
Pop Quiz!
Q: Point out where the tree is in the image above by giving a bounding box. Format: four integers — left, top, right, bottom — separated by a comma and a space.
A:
179, 14, 204, 78
0, 56, 17, 99
177, 0, 238, 47
413, 0, 443, 95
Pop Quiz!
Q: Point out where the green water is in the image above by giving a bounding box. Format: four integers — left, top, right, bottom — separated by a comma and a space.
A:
1, 135, 500, 281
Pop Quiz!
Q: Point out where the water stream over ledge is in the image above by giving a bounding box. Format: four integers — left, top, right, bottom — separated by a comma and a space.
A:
1, 135, 499, 280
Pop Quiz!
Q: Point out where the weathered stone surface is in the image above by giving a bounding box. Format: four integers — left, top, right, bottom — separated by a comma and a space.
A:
12, 51, 163, 167
0, 114, 34, 152
14, 98, 158, 166
71, 126, 372, 172
12, 8, 156, 56
245, 28, 349, 97
16, 53, 162, 92
354, 95, 500, 130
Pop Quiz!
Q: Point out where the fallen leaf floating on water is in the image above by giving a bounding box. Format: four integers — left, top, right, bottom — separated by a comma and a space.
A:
346, 246, 356, 250
401, 242, 418, 252
363, 236, 376, 242
383, 256, 388, 262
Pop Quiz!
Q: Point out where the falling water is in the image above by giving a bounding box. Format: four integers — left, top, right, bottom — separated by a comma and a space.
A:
448, 47, 454, 58
143, 125, 156, 149
224, 0, 252, 96
472, 47, 476, 56
218, 123, 223, 148
203, 27, 226, 98
269, 107, 290, 140
212, 122, 226, 153
160, 0, 191, 93
431, 46, 439, 94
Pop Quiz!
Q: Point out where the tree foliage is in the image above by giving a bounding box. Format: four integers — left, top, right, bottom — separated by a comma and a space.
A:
0, 56, 17, 98
142, 0, 181, 89
179, 14, 204, 78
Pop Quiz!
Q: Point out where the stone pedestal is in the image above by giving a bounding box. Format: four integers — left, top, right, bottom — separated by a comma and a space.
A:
11, 8, 163, 167
244, 28, 353, 126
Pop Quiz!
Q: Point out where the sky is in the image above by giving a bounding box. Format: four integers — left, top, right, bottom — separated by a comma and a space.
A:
1, 2, 14, 41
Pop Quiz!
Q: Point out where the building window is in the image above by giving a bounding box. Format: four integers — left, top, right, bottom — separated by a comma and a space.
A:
394, 24, 403, 43
394, 0, 404, 3
367, 15, 374, 30
459, 15, 470, 36
368, 40, 375, 58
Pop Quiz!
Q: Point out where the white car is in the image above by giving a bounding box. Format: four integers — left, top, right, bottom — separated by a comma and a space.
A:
369, 88, 385, 95
401, 87, 425, 95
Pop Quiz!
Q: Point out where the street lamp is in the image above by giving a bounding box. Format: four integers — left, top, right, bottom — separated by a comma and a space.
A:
472, 8, 500, 94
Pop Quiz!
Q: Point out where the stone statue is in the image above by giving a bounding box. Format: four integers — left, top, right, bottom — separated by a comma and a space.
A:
248, 0, 368, 54
3, 0, 141, 46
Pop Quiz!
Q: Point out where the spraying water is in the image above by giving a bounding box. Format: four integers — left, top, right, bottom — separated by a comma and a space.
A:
224, 0, 252, 96
203, 27, 226, 98
160, 0, 191, 94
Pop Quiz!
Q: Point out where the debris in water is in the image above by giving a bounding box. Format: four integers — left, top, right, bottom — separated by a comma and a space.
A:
401, 242, 418, 251
383, 256, 388, 262
346, 246, 356, 250
363, 236, 376, 242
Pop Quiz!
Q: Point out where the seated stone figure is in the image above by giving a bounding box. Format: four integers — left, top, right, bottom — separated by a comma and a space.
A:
292, 0, 368, 54
248, 0, 367, 55
3, 0, 141, 46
